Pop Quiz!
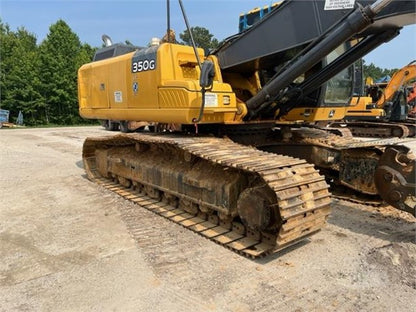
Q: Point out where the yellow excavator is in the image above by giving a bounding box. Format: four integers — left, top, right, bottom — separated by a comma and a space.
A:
78, 0, 416, 257
331, 61, 416, 137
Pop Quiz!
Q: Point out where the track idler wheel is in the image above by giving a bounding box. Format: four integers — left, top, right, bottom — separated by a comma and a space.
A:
374, 146, 416, 216
237, 185, 279, 231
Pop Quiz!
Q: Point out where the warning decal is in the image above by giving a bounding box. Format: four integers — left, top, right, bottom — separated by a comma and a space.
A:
324, 0, 355, 10
114, 91, 123, 103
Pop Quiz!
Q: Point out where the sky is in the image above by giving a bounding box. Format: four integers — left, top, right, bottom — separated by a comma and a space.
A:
1, 0, 415, 69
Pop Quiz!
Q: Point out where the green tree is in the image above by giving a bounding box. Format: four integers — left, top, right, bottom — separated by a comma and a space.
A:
1, 19, 96, 126
0, 21, 45, 125
75, 43, 95, 71
363, 60, 397, 82
38, 19, 85, 125
0, 21, 13, 109
179, 26, 219, 51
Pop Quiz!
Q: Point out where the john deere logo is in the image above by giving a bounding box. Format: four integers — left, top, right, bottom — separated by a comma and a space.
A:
133, 82, 139, 94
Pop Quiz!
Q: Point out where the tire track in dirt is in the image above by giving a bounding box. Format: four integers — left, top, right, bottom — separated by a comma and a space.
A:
110, 197, 217, 312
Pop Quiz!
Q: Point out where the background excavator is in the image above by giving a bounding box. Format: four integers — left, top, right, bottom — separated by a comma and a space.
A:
330, 60, 416, 137
408, 82, 416, 115
78, 0, 416, 257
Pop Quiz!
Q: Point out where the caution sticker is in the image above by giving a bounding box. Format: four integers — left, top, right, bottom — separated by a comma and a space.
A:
114, 91, 123, 103
204, 93, 218, 107
324, 0, 355, 10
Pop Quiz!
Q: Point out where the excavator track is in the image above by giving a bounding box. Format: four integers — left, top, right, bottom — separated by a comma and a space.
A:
329, 121, 416, 138
82, 133, 331, 258
257, 127, 416, 216
330, 186, 383, 207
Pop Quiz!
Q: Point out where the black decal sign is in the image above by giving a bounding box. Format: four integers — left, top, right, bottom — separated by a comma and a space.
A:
131, 46, 158, 73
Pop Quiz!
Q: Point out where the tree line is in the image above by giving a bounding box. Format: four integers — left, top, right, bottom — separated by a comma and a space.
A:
1, 19, 95, 126
362, 61, 397, 82
0, 19, 396, 126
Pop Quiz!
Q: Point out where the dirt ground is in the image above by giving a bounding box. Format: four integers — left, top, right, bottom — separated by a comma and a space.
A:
0, 126, 415, 312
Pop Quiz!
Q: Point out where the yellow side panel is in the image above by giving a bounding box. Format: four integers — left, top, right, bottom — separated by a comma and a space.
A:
159, 88, 192, 108
348, 96, 373, 110
78, 43, 239, 124
282, 106, 348, 122
107, 58, 129, 109
346, 96, 386, 118
78, 50, 159, 114
78, 63, 109, 109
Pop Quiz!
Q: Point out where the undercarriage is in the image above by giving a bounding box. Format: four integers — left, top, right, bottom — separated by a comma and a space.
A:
83, 133, 331, 257
223, 125, 416, 216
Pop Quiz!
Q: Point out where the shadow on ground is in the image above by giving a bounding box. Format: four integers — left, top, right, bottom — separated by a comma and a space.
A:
328, 200, 415, 243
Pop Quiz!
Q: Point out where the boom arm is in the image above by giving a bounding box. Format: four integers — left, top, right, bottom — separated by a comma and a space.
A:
376, 61, 416, 106
213, 0, 416, 120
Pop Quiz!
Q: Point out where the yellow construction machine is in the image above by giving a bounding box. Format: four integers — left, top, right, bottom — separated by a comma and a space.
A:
79, 0, 416, 257
331, 61, 416, 137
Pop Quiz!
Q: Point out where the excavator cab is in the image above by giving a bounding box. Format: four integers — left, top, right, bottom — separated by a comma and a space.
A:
282, 43, 354, 122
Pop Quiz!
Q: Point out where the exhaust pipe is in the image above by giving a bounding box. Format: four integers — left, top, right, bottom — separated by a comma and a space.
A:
102, 34, 113, 47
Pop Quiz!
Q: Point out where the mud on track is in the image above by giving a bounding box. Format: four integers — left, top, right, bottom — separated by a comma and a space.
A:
0, 126, 415, 311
